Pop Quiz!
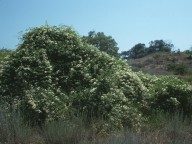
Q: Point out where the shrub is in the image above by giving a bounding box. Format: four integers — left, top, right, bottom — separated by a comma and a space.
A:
0, 25, 148, 130
151, 76, 192, 118
137, 72, 192, 119
167, 63, 188, 75
187, 54, 192, 60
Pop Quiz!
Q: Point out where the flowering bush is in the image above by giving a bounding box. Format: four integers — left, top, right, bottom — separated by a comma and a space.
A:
136, 72, 192, 119
0, 26, 148, 130
0, 25, 191, 131
1, 26, 146, 130
150, 76, 192, 117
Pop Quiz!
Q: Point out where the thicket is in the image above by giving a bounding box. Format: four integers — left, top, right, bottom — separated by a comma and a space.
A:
0, 25, 192, 134
0, 26, 148, 131
167, 63, 188, 75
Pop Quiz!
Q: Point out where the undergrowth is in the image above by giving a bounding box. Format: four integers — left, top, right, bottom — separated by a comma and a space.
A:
0, 108, 192, 144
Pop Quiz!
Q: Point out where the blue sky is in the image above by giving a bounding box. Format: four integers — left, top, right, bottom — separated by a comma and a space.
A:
0, 0, 192, 52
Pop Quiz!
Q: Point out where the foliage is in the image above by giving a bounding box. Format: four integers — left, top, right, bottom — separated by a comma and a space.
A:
167, 63, 188, 75
82, 31, 119, 58
0, 48, 12, 74
0, 25, 192, 132
121, 43, 146, 60
148, 40, 173, 53
120, 50, 130, 60
0, 48, 12, 61
0, 25, 147, 130
187, 54, 192, 60
136, 72, 160, 115
184, 46, 192, 54
0, 48, 13, 64
121, 40, 173, 60
136, 72, 192, 118
151, 76, 192, 117
180, 75, 192, 85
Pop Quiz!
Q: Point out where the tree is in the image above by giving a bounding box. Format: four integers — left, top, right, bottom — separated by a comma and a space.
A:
120, 51, 130, 60
82, 31, 119, 57
129, 43, 146, 59
148, 40, 173, 53
120, 43, 146, 60
185, 46, 192, 54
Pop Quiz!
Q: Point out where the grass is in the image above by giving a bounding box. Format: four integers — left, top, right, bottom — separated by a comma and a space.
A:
0, 107, 192, 144
141, 112, 192, 144
179, 75, 192, 85
0, 108, 39, 144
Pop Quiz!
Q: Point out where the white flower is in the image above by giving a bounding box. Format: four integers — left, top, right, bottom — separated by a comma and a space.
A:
90, 88, 97, 93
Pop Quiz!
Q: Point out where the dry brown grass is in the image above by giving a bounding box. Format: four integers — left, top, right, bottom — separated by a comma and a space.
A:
128, 52, 192, 76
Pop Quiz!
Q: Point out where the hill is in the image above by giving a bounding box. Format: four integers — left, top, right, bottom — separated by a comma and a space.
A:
128, 52, 192, 83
